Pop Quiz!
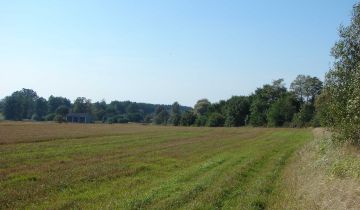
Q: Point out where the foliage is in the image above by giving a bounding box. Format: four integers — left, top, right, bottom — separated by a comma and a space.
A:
153, 105, 170, 125
194, 115, 208, 126
267, 93, 299, 127
292, 104, 315, 128
194, 99, 211, 116
73, 97, 92, 113
322, 3, 360, 144
290, 75, 323, 103
169, 102, 181, 126
250, 79, 287, 126
54, 105, 69, 123
207, 112, 225, 127
180, 111, 196, 126
225, 96, 250, 127
48, 96, 71, 113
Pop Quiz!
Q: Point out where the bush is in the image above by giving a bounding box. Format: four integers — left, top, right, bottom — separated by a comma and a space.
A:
106, 115, 129, 124
207, 113, 225, 127
180, 111, 196, 126
31, 113, 42, 121
194, 115, 207, 127
291, 104, 315, 128
44, 113, 55, 121
54, 114, 66, 123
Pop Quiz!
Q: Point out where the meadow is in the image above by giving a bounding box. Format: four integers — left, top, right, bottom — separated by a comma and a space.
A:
0, 123, 312, 209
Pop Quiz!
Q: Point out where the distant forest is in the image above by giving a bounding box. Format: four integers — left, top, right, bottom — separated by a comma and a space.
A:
0, 74, 323, 128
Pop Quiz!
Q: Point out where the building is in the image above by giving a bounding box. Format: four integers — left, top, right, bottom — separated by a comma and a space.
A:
66, 113, 93, 123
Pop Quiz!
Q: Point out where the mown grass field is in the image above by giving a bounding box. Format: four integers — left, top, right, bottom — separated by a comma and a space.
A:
0, 123, 312, 209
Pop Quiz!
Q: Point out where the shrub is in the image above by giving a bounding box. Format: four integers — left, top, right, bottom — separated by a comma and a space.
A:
207, 113, 225, 127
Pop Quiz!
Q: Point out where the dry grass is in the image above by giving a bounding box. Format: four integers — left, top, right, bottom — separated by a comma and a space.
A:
269, 128, 360, 210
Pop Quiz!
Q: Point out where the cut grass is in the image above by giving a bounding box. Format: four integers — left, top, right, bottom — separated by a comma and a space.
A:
0, 123, 311, 209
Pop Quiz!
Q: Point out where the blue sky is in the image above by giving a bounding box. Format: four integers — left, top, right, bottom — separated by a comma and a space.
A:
0, 0, 357, 106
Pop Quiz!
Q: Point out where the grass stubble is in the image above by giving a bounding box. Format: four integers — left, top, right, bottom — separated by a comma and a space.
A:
0, 122, 311, 209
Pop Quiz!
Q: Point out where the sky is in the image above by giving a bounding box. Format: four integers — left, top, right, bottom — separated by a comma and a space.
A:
0, 0, 357, 106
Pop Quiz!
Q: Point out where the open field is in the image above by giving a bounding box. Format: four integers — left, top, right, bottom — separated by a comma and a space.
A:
0, 123, 312, 209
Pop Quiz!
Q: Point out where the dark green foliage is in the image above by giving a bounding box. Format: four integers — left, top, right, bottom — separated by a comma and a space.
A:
267, 93, 298, 127
73, 97, 92, 113
194, 115, 208, 126
180, 111, 196, 126
250, 79, 287, 126
153, 105, 170, 125
106, 115, 129, 124
126, 113, 143, 122
0, 99, 4, 113
225, 96, 250, 127
54, 105, 69, 123
3, 88, 39, 120
54, 114, 66, 123
48, 96, 71, 113
4, 95, 23, 120
44, 113, 55, 121
291, 104, 315, 128
169, 102, 181, 126
91, 100, 107, 121
207, 113, 225, 127
34, 97, 48, 120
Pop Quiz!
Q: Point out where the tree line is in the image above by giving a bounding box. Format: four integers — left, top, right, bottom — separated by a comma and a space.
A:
0, 74, 323, 127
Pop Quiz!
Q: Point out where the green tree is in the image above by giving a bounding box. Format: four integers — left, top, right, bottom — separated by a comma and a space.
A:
225, 96, 250, 127
180, 111, 196, 126
207, 113, 225, 127
3, 95, 23, 120
54, 105, 69, 123
292, 104, 315, 128
323, 3, 360, 144
33, 97, 48, 120
267, 93, 298, 127
73, 97, 92, 113
194, 99, 211, 116
91, 100, 107, 121
153, 105, 169, 125
250, 79, 287, 126
169, 102, 181, 126
48, 96, 71, 113
291, 75, 322, 103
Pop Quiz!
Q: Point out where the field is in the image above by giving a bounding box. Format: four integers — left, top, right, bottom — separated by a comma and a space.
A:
0, 123, 312, 209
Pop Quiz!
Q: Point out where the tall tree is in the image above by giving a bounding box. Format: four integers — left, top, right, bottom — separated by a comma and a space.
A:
73, 97, 92, 113
290, 75, 322, 103
169, 102, 181, 126
48, 96, 71, 113
153, 105, 169, 125
323, 3, 360, 144
3, 95, 23, 120
225, 96, 250, 127
194, 99, 211, 116
250, 79, 287, 126
33, 97, 48, 120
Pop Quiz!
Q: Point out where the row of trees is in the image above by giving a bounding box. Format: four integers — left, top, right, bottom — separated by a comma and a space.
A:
0, 90, 189, 123
152, 75, 322, 128
0, 74, 322, 127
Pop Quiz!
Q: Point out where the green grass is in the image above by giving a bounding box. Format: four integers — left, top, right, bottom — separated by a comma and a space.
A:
0, 124, 312, 209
